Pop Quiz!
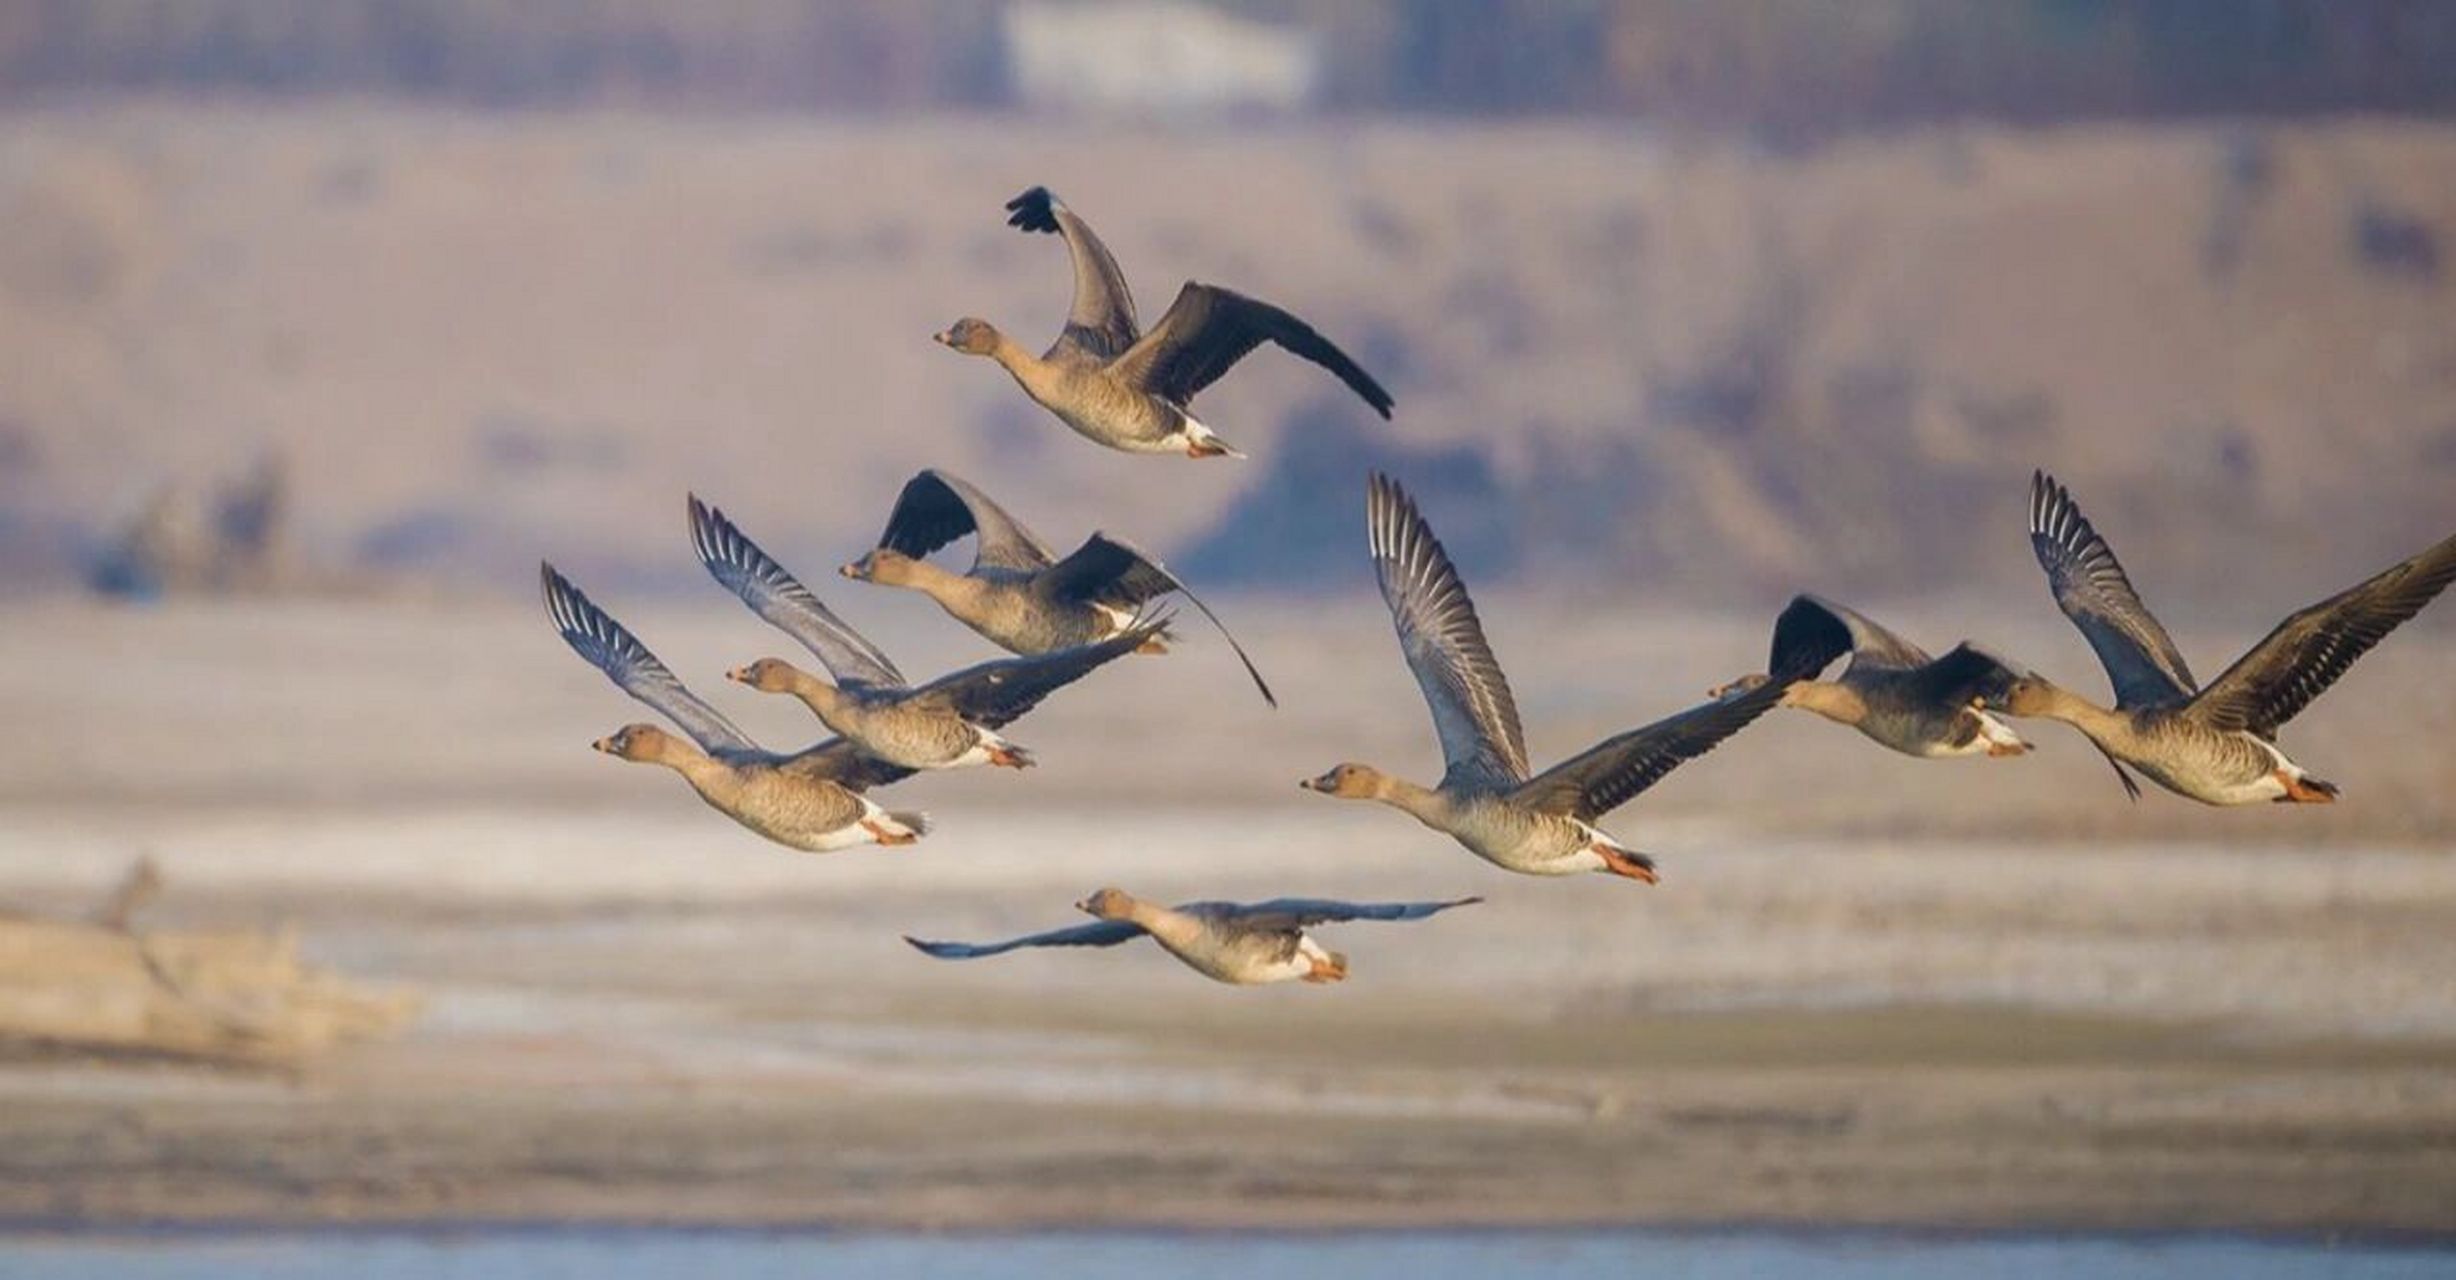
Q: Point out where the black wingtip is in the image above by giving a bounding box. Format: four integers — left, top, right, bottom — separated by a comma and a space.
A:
1004, 185, 1060, 234
1768, 594, 1852, 684
902, 935, 960, 959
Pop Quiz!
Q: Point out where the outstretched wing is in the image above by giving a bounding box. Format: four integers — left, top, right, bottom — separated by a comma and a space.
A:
1005, 185, 1140, 366
904, 920, 1145, 960
774, 736, 916, 792
1512, 595, 1849, 820
1040, 532, 1275, 707
1795, 593, 1933, 671
540, 562, 755, 755
1903, 642, 2024, 709
875, 469, 1055, 575
2028, 471, 2197, 708
2189, 530, 2456, 739
1366, 472, 1527, 789
1205, 896, 1482, 932
689, 495, 905, 689
1109, 282, 1393, 418
915, 615, 1166, 729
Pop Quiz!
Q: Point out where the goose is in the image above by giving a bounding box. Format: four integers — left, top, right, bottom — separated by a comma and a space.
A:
904, 889, 1479, 985
691, 495, 1163, 772
1709, 595, 2030, 759
932, 186, 1392, 459
540, 564, 926, 852
1984, 471, 2456, 805
1299, 474, 1848, 882
839, 468, 1275, 705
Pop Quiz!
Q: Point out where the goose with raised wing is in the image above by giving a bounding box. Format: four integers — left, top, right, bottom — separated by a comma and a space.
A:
1710, 595, 2029, 759
1985, 471, 2456, 805
905, 890, 1478, 985
1299, 474, 1849, 882
691, 495, 1161, 772
540, 564, 927, 852
839, 468, 1275, 705
932, 186, 1392, 459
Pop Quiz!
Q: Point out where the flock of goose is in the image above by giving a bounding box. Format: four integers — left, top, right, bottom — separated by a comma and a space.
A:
542, 185, 2456, 988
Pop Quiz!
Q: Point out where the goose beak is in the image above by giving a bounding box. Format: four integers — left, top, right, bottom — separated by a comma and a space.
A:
724, 667, 750, 685
1072, 898, 1093, 915
1299, 774, 1329, 793
838, 562, 861, 579
931, 329, 954, 347
590, 736, 617, 754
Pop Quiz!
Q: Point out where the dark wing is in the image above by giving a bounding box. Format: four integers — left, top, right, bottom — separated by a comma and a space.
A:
1796, 593, 1933, 671
689, 495, 905, 689
1005, 186, 1140, 366
773, 736, 916, 792
1040, 532, 1275, 707
913, 615, 1165, 729
540, 562, 756, 755
1507, 687, 1787, 822
2029, 471, 2197, 708
904, 920, 1145, 960
875, 469, 1055, 575
1507, 593, 1855, 822
1108, 282, 1393, 418
1902, 642, 2024, 709
2188, 530, 2456, 739
1203, 896, 1482, 932
1367, 472, 1527, 789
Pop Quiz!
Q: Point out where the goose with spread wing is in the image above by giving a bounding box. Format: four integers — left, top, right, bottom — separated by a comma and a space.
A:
1710, 595, 2030, 759
540, 564, 927, 852
905, 889, 1478, 985
1984, 471, 2456, 805
1299, 474, 1848, 882
691, 495, 1161, 772
932, 186, 1392, 459
839, 468, 1275, 705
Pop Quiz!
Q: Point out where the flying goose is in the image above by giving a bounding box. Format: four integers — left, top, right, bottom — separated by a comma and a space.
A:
905, 889, 1479, 985
691, 495, 1161, 772
839, 468, 1275, 705
1985, 471, 2456, 805
540, 563, 927, 852
1710, 595, 2030, 759
1299, 474, 1848, 882
932, 186, 1393, 459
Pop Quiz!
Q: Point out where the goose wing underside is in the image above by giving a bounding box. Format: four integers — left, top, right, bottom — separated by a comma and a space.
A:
876, 469, 1057, 575
1005, 186, 1140, 366
1109, 282, 1393, 418
540, 562, 757, 755
2028, 471, 2198, 709
690, 496, 906, 689
904, 919, 1145, 960
2189, 530, 2456, 739
1366, 473, 1528, 792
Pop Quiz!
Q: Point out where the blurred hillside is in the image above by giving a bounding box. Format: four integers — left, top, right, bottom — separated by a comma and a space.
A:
0, 106, 2449, 604
4, 1, 2455, 131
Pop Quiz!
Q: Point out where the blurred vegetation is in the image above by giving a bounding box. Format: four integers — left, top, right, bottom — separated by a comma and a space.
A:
3, 0, 2453, 131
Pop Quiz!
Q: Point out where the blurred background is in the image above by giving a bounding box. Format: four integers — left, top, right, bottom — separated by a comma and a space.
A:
3, 0, 2455, 1260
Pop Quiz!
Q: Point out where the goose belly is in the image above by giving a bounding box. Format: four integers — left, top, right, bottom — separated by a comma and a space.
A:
1453, 809, 1602, 876
2126, 730, 2292, 806
703, 774, 875, 851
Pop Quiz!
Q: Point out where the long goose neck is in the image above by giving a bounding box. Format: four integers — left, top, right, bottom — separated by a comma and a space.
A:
987, 333, 1055, 396
649, 737, 736, 795
2031, 681, 2131, 742
895, 557, 980, 611
1784, 679, 1866, 726
783, 669, 856, 732
1370, 773, 1455, 827
1125, 900, 1203, 949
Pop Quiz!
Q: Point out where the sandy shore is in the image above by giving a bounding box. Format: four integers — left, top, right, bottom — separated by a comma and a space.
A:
2, 598, 2453, 1234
